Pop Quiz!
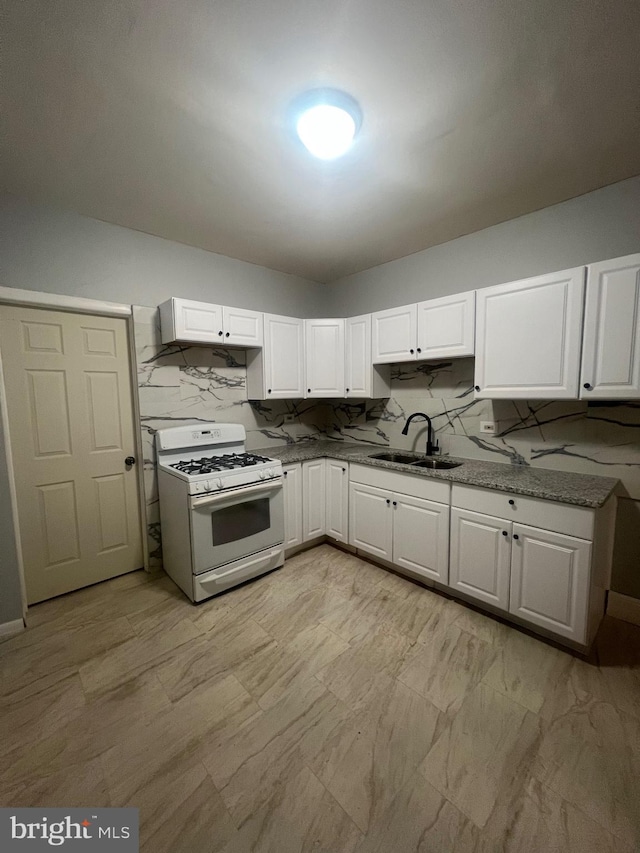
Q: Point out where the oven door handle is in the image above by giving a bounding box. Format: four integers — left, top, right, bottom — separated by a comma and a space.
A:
190, 479, 282, 509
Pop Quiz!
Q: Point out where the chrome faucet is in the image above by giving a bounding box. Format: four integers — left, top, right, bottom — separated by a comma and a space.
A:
401, 412, 440, 456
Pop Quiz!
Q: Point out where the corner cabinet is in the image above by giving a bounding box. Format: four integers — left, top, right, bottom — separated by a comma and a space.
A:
345, 315, 391, 398
159, 298, 262, 347
325, 459, 349, 543
580, 253, 640, 400
302, 459, 326, 541
246, 314, 304, 400
305, 319, 345, 397
474, 267, 585, 399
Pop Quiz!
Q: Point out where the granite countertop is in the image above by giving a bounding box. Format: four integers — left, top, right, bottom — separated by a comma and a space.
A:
253, 440, 619, 508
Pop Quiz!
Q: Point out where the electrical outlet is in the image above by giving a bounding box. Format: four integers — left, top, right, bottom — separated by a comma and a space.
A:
283, 413, 296, 423
480, 421, 496, 435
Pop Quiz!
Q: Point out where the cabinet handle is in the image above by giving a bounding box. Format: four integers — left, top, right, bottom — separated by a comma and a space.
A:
583, 383, 592, 390
283, 471, 288, 477
346, 388, 350, 392
342, 467, 346, 472
410, 348, 414, 354
386, 499, 391, 505
307, 388, 311, 393
267, 389, 272, 394
513, 534, 520, 540
416, 347, 421, 354
218, 330, 224, 336
225, 332, 230, 338
392, 500, 397, 506
508, 499, 515, 506
502, 530, 508, 536
475, 385, 480, 392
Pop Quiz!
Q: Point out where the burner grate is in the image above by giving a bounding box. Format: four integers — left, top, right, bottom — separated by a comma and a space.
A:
170, 452, 272, 475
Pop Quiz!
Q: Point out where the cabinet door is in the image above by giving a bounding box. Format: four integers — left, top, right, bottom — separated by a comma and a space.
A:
283, 464, 303, 549
165, 298, 223, 344
305, 319, 345, 397
302, 459, 326, 541
580, 253, 640, 400
509, 524, 591, 643
392, 494, 450, 583
474, 267, 585, 399
325, 459, 349, 543
372, 304, 417, 363
263, 314, 304, 399
345, 314, 371, 397
222, 306, 263, 347
348, 482, 393, 560
417, 291, 475, 359
449, 508, 511, 609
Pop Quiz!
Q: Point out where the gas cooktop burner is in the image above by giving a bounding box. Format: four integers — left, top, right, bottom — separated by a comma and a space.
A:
170, 452, 272, 475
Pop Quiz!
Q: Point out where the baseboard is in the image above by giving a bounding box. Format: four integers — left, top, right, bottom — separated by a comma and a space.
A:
0, 618, 25, 639
607, 591, 640, 627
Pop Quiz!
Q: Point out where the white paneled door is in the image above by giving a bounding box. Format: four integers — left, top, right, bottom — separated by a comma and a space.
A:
0, 306, 143, 604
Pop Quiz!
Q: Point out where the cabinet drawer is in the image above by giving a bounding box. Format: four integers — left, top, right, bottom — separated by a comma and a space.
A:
350, 463, 450, 504
451, 484, 594, 540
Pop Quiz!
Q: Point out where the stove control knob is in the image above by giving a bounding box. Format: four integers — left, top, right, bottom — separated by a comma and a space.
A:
216, 478, 224, 490
259, 471, 267, 480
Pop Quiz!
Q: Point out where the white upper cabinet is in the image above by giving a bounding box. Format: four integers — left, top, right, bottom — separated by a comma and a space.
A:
416, 291, 475, 359
345, 315, 391, 398
305, 319, 345, 397
474, 267, 585, 399
580, 253, 640, 400
372, 304, 417, 363
160, 298, 222, 344
246, 313, 304, 399
221, 306, 263, 347
160, 298, 262, 346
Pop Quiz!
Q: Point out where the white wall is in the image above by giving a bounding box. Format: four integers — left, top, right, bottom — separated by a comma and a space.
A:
0, 194, 327, 315
326, 177, 640, 315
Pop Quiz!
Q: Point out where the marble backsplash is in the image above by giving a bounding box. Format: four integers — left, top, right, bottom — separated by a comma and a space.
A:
134, 310, 639, 597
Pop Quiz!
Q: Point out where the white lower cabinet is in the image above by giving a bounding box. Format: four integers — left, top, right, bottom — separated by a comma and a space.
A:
348, 464, 450, 582
509, 524, 591, 642
349, 482, 393, 560
392, 493, 450, 583
449, 484, 613, 646
325, 459, 349, 543
282, 463, 303, 549
302, 459, 326, 541
449, 508, 512, 609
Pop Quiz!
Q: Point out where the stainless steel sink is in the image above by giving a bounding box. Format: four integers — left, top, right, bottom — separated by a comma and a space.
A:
368, 452, 418, 464
410, 458, 461, 470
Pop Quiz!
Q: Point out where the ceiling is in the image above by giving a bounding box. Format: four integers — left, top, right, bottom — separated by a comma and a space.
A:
3, 1, 640, 283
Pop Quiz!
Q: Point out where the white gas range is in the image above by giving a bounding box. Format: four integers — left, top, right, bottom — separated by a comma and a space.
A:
156, 423, 284, 602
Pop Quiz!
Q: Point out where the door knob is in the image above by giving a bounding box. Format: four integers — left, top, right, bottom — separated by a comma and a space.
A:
125, 456, 136, 466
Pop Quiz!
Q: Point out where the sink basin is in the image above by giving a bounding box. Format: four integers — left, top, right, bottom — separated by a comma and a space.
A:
368, 452, 417, 464
410, 458, 461, 470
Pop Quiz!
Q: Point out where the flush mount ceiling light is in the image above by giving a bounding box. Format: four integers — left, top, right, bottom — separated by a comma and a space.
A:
291, 89, 362, 160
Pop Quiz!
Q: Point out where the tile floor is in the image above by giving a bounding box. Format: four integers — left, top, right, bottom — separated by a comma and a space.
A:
1, 544, 639, 852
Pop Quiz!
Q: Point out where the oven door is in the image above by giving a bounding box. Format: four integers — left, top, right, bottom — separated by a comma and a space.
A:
189, 479, 284, 575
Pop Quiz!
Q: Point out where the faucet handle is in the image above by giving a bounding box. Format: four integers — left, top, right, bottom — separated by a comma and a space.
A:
431, 439, 440, 455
